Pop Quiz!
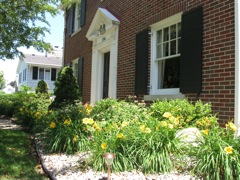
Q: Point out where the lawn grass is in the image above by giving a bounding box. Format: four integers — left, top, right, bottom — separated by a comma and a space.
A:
0, 129, 48, 180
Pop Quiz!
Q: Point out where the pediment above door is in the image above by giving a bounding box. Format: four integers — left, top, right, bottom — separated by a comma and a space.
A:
86, 8, 120, 41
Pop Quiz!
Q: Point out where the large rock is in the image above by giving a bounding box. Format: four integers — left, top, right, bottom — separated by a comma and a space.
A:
176, 127, 203, 147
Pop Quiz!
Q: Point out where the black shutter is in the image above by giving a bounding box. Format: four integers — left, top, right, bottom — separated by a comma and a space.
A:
51, 68, 57, 81
78, 57, 84, 96
180, 6, 203, 93
69, 5, 75, 36
32, 67, 38, 80
80, 0, 86, 27
135, 29, 149, 95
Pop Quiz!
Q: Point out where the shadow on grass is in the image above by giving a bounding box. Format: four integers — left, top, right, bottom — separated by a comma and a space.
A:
0, 129, 48, 180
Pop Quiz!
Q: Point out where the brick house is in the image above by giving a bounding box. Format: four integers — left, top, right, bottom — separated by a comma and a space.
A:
63, 0, 240, 133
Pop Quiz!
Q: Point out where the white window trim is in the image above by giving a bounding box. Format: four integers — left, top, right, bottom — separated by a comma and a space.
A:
149, 12, 182, 95
71, 2, 82, 36
32, 67, 57, 81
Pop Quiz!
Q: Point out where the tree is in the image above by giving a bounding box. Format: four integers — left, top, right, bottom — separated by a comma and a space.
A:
0, 71, 5, 89
36, 80, 49, 94
0, 0, 79, 60
49, 66, 80, 109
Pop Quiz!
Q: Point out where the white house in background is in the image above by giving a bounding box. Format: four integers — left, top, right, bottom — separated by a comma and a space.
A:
16, 46, 63, 92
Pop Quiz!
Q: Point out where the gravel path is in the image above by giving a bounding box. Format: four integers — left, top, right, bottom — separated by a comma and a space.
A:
1, 117, 198, 180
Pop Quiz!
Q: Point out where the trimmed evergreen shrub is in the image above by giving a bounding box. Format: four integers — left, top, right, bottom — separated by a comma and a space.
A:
36, 80, 49, 94
49, 66, 80, 109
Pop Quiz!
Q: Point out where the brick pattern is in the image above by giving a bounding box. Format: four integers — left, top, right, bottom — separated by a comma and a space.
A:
64, 0, 235, 125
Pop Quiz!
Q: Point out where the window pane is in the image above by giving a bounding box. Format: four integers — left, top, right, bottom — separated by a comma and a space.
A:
157, 60, 164, 89
163, 27, 169, 42
163, 42, 169, 57
170, 40, 176, 55
178, 22, 181, 38
162, 57, 180, 88
156, 44, 162, 58
39, 68, 44, 80
170, 25, 176, 39
45, 69, 50, 80
157, 30, 162, 43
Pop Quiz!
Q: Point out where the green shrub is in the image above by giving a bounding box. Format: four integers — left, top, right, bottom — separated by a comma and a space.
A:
191, 121, 240, 180
0, 94, 16, 117
15, 93, 51, 130
49, 67, 80, 109
149, 99, 214, 128
44, 103, 90, 153
35, 80, 49, 94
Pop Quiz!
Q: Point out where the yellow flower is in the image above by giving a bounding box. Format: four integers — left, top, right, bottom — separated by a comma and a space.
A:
121, 121, 129, 128
85, 103, 93, 114
88, 118, 94, 125
163, 112, 172, 118
160, 121, 167, 127
93, 122, 102, 131
64, 119, 71, 125
140, 125, 146, 132
83, 118, 89, 124
73, 136, 77, 142
19, 108, 23, 111
224, 146, 233, 154
168, 124, 174, 129
101, 143, 107, 149
202, 129, 209, 135
117, 133, 123, 139
50, 122, 56, 128
145, 128, 151, 133
226, 122, 237, 132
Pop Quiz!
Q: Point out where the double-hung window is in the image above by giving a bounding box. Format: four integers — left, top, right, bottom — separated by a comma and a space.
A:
69, 0, 86, 35
150, 13, 182, 95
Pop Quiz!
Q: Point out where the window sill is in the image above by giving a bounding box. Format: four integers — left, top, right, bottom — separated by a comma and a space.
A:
144, 94, 185, 101
70, 28, 81, 37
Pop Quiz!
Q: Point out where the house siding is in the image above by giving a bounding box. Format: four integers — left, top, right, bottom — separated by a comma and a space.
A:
64, 0, 235, 125
17, 62, 59, 92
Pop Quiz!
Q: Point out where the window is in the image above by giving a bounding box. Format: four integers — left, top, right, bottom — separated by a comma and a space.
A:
39, 68, 44, 80
32, 67, 57, 81
19, 72, 22, 83
23, 68, 27, 81
45, 69, 50, 80
51, 68, 57, 81
32, 67, 38, 80
150, 13, 182, 95
69, 0, 86, 35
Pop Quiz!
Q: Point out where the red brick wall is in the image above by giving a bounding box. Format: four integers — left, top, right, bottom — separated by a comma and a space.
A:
64, 0, 235, 125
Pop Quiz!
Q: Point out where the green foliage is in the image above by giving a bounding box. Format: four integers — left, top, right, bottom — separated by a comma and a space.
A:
36, 80, 49, 94
44, 103, 90, 153
0, 0, 60, 60
190, 122, 240, 180
90, 98, 149, 123
6, 96, 240, 178
0, 71, 5, 89
0, 94, 16, 117
14, 93, 51, 131
49, 66, 80, 109
20, 85, 33, 92
149, 99, 214, 128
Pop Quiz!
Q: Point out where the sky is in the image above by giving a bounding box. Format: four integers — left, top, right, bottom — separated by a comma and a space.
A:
0, 11, 64, 84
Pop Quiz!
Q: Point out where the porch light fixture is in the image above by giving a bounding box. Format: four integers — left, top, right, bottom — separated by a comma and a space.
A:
103, 153, 115, 180
97, 24, 106, 36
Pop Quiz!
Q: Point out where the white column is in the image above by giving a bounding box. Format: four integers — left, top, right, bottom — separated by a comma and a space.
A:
234, 0, 240, 136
